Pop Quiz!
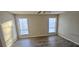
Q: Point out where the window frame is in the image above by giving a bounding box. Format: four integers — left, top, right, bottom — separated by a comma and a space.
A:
17, 18, 29, 35
48, 17, 57, 35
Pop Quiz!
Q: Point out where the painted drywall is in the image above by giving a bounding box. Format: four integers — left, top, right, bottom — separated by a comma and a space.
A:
58, 11, 79, 45
0, 11, 17, 47
15, 14, 58, 38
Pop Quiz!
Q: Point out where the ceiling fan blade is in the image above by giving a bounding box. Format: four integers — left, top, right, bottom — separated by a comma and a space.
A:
37, 11, 41, 14
37, 11, 46, 14
43, 11, 46, 13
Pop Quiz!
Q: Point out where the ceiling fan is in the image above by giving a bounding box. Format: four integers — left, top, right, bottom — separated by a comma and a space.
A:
37, 11, 47, 14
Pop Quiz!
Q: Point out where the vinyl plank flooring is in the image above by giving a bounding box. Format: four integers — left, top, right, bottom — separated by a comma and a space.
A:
12, 36, 79, 47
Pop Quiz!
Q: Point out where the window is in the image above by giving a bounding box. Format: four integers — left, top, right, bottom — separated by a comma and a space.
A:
18, 18, 29, 35
48, 18, 57, 33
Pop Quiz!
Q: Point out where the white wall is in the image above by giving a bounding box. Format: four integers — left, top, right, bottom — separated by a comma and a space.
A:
15, 14, 57, 38
0, 11, 17, 47
58, 11, 79, 45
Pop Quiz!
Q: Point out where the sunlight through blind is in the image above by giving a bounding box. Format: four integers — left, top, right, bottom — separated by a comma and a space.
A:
49, 18, 56, 33
18, 18, 29, 35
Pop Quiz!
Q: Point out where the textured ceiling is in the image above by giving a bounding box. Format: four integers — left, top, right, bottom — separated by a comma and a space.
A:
9, 11, 65, 14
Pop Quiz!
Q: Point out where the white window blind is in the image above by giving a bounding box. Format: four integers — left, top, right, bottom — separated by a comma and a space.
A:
49, 18, 57, 33
18, 18, 29, 35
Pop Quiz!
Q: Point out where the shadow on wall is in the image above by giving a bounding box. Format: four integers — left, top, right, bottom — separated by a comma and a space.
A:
0, 39, 2, 47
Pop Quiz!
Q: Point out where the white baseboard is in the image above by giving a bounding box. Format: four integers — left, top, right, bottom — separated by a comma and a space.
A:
28, 35, 48, 38
58, 33, 79, 45
18, 34, 49, 38
19, 34, 57, 38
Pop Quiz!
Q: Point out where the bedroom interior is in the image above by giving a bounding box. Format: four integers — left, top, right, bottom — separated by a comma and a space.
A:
0, 11, 79, 47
